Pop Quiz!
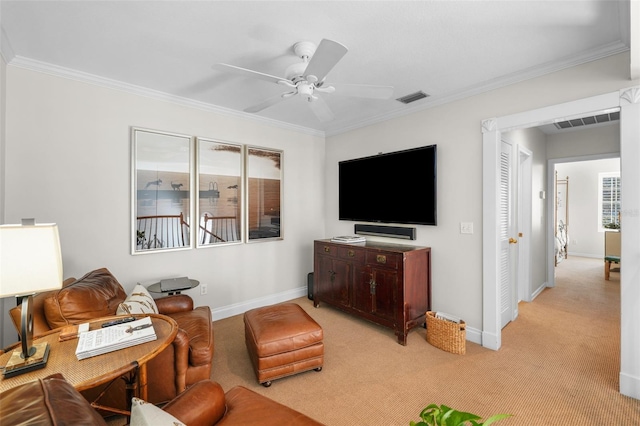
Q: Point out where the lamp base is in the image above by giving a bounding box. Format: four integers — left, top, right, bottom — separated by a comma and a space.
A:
3, 342, 50, 378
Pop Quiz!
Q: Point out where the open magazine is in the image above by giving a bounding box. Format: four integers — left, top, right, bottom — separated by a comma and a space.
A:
75, 316, 157, 360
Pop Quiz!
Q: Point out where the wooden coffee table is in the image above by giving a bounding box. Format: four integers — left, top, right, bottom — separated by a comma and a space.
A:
0, 314, 177, 415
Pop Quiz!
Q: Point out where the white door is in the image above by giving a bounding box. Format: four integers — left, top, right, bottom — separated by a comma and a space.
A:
499, 140, 516, 328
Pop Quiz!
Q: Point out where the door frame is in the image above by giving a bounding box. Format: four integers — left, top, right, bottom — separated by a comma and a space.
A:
546, 153, 620, 289
482, 87, 640, 400
517, 146, 533, 305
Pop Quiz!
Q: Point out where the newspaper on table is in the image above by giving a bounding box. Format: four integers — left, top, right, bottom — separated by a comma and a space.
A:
331, 235, 366, 243
75, 316, 157, 360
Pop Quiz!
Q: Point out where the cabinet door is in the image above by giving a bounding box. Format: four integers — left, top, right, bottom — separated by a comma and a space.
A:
317, 255, 351, 307
369, 267, 398, 324
352, 264, 372, 313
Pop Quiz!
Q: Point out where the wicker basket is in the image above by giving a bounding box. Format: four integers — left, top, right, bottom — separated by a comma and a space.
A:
425, 311, 466, 354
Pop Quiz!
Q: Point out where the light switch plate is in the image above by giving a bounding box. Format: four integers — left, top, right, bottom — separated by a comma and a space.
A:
460, 222, 474, 234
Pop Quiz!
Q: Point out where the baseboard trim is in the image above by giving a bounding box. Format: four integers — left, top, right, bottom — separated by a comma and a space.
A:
210, 286, 307, 321
566, 252, 601, 259
465, 326, 482, 345
620, 372, 640, 399
531, 282, 547, 299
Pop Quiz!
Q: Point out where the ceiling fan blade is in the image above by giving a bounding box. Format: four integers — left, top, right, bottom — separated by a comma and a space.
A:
303, 39, 348, 82
330, 83, 395, 100
308, 96, 335, 122
244, 93, 291, 113
214, 63, 286, 85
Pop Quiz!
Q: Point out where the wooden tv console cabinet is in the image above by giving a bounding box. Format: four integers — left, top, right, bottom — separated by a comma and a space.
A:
313, 239, 431, 345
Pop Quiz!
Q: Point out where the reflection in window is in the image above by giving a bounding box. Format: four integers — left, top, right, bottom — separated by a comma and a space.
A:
247, 148, 282, 241
197, 140, 243, 246
133, 128, 192, 253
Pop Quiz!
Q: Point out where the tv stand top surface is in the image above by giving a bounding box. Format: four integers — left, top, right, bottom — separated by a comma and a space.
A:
316, 239, 429, 253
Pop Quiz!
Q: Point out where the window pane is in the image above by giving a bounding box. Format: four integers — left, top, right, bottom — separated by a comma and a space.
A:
600, 174, 620, 229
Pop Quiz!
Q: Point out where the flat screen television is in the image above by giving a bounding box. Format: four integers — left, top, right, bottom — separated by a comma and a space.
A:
338, 145, 437, 226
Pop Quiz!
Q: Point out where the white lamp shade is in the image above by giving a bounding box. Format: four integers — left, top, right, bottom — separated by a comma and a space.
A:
0, 223, 63, 298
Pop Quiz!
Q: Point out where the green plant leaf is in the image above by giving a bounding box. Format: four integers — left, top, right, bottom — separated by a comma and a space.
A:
419, 404, 445, 425
442, 408, 481, 426
413, 404, 511, 426
479, 414, 512, 425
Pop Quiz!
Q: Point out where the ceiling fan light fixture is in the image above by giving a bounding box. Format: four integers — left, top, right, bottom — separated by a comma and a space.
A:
298, 83, 315, 100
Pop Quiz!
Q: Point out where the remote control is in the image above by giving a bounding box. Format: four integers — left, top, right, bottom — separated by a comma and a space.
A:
101, 317, 136, 328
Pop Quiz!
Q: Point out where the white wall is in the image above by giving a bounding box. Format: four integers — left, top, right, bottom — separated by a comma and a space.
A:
555, 158, 620, 257
325, 52, 636, 335
547, 121, 620, 159
2, 66, 325, 346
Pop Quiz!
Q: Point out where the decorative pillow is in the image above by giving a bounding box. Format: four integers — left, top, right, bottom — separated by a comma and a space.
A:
116, 284, 158, 315
130, 397, 185, 426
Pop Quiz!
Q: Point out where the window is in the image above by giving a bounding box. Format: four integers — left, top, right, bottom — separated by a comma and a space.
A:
599, 172, 620, 231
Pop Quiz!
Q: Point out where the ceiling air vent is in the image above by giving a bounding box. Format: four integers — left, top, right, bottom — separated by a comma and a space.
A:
554, 111, 619, 130
396, 91, 429, 104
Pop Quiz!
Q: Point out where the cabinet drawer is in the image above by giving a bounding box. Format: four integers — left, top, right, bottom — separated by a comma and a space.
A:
316, 244, 336, 256
366, 251, 400, 269
338, 246, 365, 262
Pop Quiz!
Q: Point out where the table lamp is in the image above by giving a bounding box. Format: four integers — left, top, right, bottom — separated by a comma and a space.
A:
0, 220, 63, 378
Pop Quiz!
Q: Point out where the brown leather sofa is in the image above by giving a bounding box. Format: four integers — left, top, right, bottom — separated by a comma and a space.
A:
8, 267, 214, 413
0, 374, 324, 426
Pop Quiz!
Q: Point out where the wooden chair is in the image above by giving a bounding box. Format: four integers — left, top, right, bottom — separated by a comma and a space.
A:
604, 230, 621, 280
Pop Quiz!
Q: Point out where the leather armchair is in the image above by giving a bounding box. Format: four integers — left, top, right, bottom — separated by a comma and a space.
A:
8, 268, 214, 413
0, 374, 324, 426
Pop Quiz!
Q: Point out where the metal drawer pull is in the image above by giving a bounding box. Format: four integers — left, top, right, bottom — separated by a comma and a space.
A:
376, 255, 386, 264
324, 246, 330, 252
348, 250, 355, 257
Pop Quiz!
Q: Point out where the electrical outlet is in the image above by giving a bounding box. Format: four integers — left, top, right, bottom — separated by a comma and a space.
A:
460, 222, 474, 234
200, 284, 208, 295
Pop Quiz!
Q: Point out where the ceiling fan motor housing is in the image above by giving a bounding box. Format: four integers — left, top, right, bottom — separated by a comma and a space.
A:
285, 61, 307, 81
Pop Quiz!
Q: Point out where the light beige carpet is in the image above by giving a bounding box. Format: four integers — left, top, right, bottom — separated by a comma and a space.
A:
210, 256, 640, 425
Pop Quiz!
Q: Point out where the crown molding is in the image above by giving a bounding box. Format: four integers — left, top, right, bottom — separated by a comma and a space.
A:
5, 39, 630, 140
324, 41, 630, 137
0, 24, 15, 64
7, 55, 326, 139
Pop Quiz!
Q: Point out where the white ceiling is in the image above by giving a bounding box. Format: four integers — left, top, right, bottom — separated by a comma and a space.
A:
0, 1, 634, 136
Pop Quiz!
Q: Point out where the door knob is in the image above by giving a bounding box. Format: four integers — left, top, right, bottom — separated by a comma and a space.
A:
509, 238, 518, 244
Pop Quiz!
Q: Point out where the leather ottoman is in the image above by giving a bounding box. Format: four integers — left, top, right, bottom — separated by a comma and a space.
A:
244, 303, 324, 386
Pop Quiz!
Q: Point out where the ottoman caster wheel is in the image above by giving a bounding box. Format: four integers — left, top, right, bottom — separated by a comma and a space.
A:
261, 381, 272, 387
314, 367, 323, 372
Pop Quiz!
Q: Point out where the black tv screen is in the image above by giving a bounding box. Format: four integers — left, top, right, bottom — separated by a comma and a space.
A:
338, 145, 437, 226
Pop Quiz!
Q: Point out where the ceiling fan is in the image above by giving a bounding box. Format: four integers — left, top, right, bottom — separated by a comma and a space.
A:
214, 39, 394, 122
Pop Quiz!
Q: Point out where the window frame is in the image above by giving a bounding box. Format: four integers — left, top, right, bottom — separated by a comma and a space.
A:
598, 171, 621, 232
